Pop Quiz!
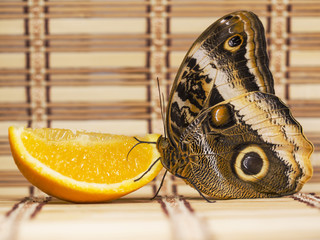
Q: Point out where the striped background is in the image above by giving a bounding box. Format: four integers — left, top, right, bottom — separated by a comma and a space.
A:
1, 0, 320, 185
0, 1, 320, 240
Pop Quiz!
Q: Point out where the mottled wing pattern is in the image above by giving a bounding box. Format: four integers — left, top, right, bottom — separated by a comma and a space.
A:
167, 11, 274, 147
179, 92, 313, 199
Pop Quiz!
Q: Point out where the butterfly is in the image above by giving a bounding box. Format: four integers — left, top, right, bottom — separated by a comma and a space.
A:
155, 11, 314, 200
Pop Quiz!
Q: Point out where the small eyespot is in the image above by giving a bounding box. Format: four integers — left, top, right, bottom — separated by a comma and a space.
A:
228, 35, 242, 47
210, 104, 234, 128
224, 34, 243, 52
234, 145, 269, 182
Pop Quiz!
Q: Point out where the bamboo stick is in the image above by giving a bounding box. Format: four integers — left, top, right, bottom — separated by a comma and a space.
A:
51, 108, 148, 115
46, 68, 150, 74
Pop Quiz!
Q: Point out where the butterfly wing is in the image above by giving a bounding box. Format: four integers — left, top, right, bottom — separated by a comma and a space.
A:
167, 11, 274, 147
178, 92, 313, 199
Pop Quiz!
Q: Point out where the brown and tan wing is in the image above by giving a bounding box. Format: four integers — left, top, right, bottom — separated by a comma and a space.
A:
179, 92, 313, 199
167, 11, 274, 147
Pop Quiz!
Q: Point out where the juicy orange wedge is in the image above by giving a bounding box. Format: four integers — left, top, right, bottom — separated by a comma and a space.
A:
8, 126, 162, 203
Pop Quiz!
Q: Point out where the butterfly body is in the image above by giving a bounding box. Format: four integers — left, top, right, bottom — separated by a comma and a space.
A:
157, 11, 313, 199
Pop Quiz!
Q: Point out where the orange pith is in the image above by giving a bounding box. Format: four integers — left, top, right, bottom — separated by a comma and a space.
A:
21, 128, 155, 184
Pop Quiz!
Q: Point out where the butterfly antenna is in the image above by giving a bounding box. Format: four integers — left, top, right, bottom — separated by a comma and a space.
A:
161, 92, 167, 138
126, 137, 157, 161
157, 77, 167, 138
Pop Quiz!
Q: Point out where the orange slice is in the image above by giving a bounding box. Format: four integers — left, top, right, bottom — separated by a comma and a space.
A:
8, 126, 162, 203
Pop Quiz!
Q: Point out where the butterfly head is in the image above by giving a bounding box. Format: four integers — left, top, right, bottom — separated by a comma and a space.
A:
156, 135, 177, 177
157, 135, 169, 150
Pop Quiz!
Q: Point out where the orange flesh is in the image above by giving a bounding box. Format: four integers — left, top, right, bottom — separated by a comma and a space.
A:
21, 128, 154, 184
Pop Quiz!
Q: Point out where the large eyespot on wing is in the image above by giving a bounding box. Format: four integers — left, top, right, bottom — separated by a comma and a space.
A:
227, 92, 314, 193
233, 145, 269, 182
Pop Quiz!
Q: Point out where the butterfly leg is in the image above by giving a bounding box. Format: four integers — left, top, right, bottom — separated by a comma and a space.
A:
175, 173, 216, 203
150, 170, 168, 200
134, 157, 161, 182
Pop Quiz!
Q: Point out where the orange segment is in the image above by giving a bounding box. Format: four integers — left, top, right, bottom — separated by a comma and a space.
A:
9, 126, 162, 203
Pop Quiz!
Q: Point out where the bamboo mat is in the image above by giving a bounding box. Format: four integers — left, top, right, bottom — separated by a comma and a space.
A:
0, 181, 320, 240
1, 0, 320, 239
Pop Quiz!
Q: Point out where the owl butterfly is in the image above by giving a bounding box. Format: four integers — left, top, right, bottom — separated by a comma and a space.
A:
155, 11, 314, 200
